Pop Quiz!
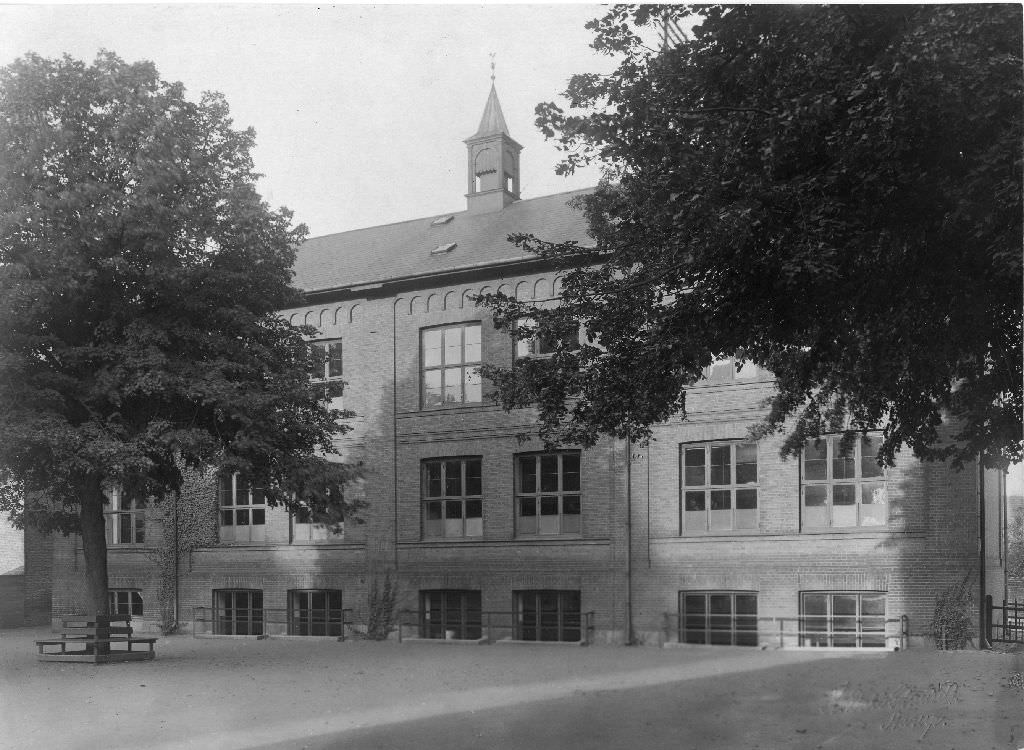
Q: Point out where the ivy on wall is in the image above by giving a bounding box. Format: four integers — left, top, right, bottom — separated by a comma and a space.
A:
930, 573, 975, 650
149, 466, 218, 634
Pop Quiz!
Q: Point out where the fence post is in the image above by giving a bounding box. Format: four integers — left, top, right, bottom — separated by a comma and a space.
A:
985, 595, 993, 646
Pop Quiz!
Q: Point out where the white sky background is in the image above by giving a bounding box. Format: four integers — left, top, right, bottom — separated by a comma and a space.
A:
0, 3, 613, 237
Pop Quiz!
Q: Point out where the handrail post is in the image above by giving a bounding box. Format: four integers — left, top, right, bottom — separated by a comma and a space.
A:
985, 595, 993, 645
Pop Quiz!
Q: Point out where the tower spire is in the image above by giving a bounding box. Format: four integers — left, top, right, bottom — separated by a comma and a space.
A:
464, 61, 523, 214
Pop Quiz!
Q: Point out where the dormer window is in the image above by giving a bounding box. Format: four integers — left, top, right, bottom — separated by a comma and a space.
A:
431, 243, 457, 256
430, 215, 454, 226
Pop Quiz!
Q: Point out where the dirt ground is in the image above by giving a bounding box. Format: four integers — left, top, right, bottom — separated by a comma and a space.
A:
0, 627, 1021, 750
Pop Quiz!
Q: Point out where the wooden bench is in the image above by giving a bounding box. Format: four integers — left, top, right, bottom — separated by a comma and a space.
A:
36, 614, 157, 663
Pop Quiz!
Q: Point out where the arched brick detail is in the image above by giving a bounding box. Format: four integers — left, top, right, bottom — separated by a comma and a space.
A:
515, 281, 530, 300
349, 303, 361, 323
426, 294, 438, 313
443, 291, 457, 310
533, 278, 548, 300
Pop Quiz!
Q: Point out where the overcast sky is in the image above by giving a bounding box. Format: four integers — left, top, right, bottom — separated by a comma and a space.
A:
0, 3, 612, 237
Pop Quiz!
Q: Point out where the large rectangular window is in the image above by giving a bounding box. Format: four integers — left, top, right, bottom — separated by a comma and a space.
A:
288, 590, 343, 636
214, 589, 263, 636
292, 504, 344, 543
516, 452, 581, 536
516, 590, 581, 642
218, 473, 267, 543
422, 323, 482, 408
422, 458, 483, 538
702, 357, 762, 383
309, 339, 344, 401
420, 590, 482, 640
801, 592, 886, 648
104, 488, 145, 545
680, 591, 758, 646
802, 435, 887, 528
681, 442, 758, 532
108, 589, 143, 617
515, 317, 580, 358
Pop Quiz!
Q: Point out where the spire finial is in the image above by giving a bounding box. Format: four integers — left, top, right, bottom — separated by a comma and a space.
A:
489, 52, 496, 83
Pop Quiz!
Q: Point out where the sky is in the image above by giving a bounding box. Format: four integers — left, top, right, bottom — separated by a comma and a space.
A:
0, 3, 614, 238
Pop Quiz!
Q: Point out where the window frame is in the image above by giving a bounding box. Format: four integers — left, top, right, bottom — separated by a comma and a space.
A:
801, 434, 888, 529
419, 589, 483, 640
800, 591, 887, 648
291, 503, 344, 543
515, 590, 582, 642
288, 589, 344, 636
421, 457, 483, 539
679, 591, 758, 646
515, 451, 582, 537
514, 317, 581, 359
701, 357, 763, 384
680, 441, 759, 533
218, 473, 267, 544
213, 589, 264, 636
108, 589, 143, 618
420, 322, 482, 409
104, 487, 145, 546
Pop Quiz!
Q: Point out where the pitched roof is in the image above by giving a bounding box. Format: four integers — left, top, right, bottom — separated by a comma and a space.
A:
469, 84, 511, 139
293, 188, 594, 294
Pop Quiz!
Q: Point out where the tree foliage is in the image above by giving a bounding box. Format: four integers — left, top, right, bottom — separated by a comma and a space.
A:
480, 5, 1022, 469
0, 52, 359, 614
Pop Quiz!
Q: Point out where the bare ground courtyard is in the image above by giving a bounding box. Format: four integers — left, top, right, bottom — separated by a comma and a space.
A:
0, 627, 1021, 750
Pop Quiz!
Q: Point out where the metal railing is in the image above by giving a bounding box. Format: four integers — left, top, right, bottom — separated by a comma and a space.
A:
986, 596, 1024, 644
192, 606, 354, 639
396, 609, 596, 645
660, 612, 909, 650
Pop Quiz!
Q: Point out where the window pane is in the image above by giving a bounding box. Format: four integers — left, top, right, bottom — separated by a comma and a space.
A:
540, 456, 559, 492
833, 441, 856, 480
709, 446, 730, 485
445, 500, 463, 519
465, 460, 482, 496
424, 369, 443, 406
735, 489, 757, 510
804, 486, 828, 527
561, 453, 581, 491
327, 342, 343, 378
561, 510, 581, 535
464, 367, 482, 402
804, 440, 828, 481
135, 514, 145, 544
684, 448, 706, 486
426, 463, 442, 497
221, 510, 234, 526
519, 457, 537, 493
465, 515, 483, 537
861, 436, 883, 478
684, 491, 706, 512
465, 499, 482, 518
519, 497, 536, 517
563, 495, 581, 516
443, 368, 462, 402
120, 513, 132, 543
735, 443, 757, 484
860, 483, 887, 526
540, 497, 559, 515
444, 461, 462, 496
236, 509, 249, 526
443, 327, 462, 364
423, 329, 443, 368
426, 501, 443, 521
709, 358, 733, 382
219, 475, 234, 506
252, 509, 265, 525
833, 485, 856, 505
463, 324, 481, 362
710, 490, 731, 510
734, 360, 759, 380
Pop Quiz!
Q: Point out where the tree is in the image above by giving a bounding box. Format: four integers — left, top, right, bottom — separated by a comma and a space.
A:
0, 52, 360, 623
479, 5, 1022, 469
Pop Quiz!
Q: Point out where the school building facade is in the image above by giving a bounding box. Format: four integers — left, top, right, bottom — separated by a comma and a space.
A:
36, 84, 1012, 649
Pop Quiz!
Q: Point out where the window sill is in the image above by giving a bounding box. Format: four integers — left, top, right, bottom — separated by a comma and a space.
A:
417, 401, 491, 413
106, 545, 150, 552
800, 526, 893, 534
679, 529, 762, 537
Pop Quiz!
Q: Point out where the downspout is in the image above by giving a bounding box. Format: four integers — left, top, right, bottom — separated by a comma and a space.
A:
1003, 468, 1009, 603
978, 454, 987, 649
392, 301, 400, 571
625, 436, 633, 645
173, 488, 180, 629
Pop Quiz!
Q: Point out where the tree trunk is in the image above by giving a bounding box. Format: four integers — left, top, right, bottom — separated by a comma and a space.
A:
78, 474, 110, 654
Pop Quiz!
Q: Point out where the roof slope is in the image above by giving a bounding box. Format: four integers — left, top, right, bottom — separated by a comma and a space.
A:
293, 188, 593, 293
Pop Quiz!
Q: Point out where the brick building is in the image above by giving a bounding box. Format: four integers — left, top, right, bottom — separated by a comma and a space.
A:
37, 84, 1011, 648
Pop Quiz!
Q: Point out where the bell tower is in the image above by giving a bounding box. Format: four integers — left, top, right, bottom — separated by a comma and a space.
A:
465, 59, 522, 214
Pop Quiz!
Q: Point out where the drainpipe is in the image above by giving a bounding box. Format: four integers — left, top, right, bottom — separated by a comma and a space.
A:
979, 453, 987, 649
174, 489, 180, 628
625, 436, 633, 645
392, 300, 400, 572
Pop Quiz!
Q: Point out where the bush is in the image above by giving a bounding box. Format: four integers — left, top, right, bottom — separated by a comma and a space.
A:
931, 574, 974, 649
